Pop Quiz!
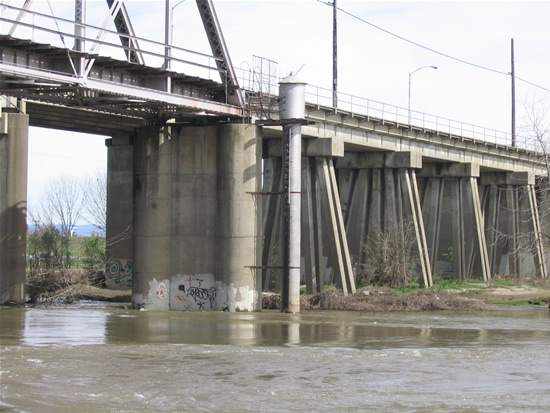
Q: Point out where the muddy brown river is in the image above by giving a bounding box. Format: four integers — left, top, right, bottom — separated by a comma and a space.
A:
1, 304, 549, 412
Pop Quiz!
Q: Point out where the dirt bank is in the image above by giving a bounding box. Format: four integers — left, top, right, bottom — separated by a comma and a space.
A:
34, 279, 550, 311
264, 283, 550, 312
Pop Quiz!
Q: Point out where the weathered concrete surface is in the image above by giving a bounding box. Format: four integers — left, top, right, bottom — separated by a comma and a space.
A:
131, 123, 261, 311
105, 134, 134, 289
0, 105, 28, 304
215, 124, 262, 312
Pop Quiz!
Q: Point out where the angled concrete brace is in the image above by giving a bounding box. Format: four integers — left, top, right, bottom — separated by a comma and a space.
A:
528, 184, 547, 278
401, 169, 433, 287
316, 157, 355, 295
481, 172, 546, 278
328, 159, 356, 294
470, 178, 491, 281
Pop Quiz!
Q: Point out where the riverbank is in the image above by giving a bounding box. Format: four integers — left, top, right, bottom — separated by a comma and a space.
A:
69, 278, 550, 311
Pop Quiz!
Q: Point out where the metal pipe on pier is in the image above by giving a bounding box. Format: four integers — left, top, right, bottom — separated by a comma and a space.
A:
279, 75, 306, 313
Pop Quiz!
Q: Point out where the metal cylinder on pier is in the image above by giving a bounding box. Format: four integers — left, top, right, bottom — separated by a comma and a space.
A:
279, 75, 306, 313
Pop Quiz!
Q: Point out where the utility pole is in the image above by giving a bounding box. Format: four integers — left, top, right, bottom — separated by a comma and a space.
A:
332, 0, 337, 109
511, 38, 516, 147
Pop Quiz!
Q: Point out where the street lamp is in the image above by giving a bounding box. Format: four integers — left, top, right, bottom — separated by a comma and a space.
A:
164, 0, 186, 71
408, 65, 437, 124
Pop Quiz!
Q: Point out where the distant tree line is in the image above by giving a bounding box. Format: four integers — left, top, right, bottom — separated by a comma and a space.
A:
28, 170, 106, 270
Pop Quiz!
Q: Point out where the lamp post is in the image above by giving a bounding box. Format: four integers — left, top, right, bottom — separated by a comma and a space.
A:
164, 0, 186, 71
408, 65, 437, 124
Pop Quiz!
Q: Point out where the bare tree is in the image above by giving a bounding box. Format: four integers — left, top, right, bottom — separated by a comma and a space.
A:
40, 175, 84, 266
522, 97, 550, 179
521, 98, 550, 241
82, 170, 107, 234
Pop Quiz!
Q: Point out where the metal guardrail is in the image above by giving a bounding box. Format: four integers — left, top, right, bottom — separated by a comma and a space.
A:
0, 3, 221, 80
236, 67, 527, 150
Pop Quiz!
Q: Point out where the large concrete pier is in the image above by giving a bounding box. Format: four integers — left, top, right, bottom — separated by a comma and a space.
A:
0, 99, 28, 304
124, 123, 261, 311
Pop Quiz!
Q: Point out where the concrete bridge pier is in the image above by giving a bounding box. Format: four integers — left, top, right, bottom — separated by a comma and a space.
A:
131, 123, 261, 311
0, 98, 28, 304
105, 134, 134, 289
336, 151, 432, 287
419, 163, 490, 281
480, 172, 547, 278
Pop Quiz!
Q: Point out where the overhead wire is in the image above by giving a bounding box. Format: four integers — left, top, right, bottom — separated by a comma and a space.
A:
315, 0, 550, 93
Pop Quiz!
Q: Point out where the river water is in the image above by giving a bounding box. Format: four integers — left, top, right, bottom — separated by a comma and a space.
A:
1, 304, 549, 412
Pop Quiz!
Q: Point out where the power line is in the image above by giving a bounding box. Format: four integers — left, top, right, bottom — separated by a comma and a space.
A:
315, 0, 550, 93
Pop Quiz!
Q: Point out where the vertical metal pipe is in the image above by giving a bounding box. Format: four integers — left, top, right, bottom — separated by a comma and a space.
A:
332, 0, 338, 109
287, 123, 302, 312
279, 76, 306, 313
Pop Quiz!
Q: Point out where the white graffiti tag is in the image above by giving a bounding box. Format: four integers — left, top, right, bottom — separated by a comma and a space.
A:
155, 281, 169, 300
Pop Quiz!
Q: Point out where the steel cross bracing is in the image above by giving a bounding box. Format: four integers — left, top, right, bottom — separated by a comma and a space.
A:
0, 1, 245, 126
105, 0, 144, 65
196, 0, 244, 108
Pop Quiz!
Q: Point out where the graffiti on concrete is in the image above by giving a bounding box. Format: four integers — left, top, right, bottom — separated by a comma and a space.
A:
155, 280, 169, 300
185, 285, 217, 309
170, 274, 217, 311
106, 259, 132, 288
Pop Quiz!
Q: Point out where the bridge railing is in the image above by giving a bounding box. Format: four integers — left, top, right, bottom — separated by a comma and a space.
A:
236, 67, 533, 150
306, 84, 522, 149
0, 3, 222, 81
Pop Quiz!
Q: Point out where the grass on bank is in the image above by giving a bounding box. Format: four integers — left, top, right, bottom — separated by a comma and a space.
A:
284, 275, 550, 311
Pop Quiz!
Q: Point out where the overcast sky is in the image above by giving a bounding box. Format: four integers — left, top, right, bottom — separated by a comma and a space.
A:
4, 0, 548, 220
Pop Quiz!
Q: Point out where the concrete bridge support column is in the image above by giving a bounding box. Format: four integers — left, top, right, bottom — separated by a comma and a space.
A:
261, 137, 355, 294
419, 163, 490, 281
133, 125, 172, 310
132, 123, 261, 311
480, 172, 547, 278
336, 151, 432, 287
105, 134, 133, 289
215, 124, 262, 311
0, 99, 28, 304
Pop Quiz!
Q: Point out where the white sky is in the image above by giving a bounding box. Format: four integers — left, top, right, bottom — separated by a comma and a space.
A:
6, 0, 549, 219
